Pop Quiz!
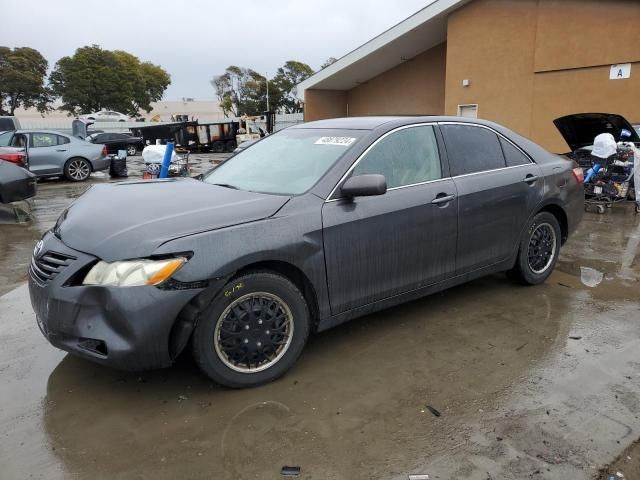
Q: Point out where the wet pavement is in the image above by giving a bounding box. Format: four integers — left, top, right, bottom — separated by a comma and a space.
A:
0, 162, 639, 479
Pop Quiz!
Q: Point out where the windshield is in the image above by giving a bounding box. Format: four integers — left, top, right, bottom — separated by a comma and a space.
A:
0, 131, 12, 146
203, 128, 364, 195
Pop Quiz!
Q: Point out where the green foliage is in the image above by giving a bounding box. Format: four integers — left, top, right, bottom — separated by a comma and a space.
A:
270, 61, 314, 114
0, 46, 51, 115
212, 66, 268, 117
212, 60, 314, 116
49, 45, 170, 116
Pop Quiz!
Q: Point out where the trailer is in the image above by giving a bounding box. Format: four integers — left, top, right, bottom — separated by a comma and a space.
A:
130, 120, 241, 153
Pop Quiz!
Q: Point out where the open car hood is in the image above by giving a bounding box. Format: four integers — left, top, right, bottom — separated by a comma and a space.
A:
553, 113, 640, 151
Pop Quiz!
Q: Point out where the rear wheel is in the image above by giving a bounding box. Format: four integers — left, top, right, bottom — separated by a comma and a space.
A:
126, 145, 137, 156
212, 141, 225, 153
225, 140, 237, 152
192, 272, 310, 388
508, 212, 561, 285
64, 158, 91, 182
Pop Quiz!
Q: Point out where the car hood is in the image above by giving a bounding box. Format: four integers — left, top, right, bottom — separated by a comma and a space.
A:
58, 178, 290, 261
553, 113, 640, 151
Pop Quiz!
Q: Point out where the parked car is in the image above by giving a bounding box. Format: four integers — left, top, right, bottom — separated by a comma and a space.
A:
29, 116, 584, 387
553, 112, 640, 152
87, 132, 144, 156
0, 145, 29, 169
0, 130, 109, 182
80, 110, 129, 122
0, 159, 36, 203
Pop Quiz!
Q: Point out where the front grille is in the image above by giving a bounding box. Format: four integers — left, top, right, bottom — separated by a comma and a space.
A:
30, 251, 76, 286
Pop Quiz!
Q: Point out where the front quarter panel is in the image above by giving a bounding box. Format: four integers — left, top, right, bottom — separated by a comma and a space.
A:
152, 194, 331, 320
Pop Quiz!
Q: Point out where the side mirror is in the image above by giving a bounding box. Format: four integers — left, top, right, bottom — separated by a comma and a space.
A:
341, 174, 387, 198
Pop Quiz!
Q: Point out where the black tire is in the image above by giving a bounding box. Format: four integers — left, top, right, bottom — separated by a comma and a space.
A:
63, 157, 91, 182
126, 145, 137, 156
508, 212, 561, 285
192, 271, 310, 388
225, 140, 237, 152
212, 141, 225, 153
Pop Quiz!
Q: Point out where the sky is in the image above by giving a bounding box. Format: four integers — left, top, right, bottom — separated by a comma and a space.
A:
3, 0, 430, 101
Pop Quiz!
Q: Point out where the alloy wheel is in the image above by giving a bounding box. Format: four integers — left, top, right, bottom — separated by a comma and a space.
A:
127, 145, 137, 156
68, 159, 90, 181
527, 222, 557, 274
214, 292, 294, 373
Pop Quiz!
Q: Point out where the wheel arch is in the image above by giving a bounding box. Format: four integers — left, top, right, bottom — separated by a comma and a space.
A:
537, 203, 568, 244
168, 259, 321, 361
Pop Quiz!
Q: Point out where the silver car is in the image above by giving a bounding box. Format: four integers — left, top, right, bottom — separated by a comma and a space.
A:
0, 130, 109, 182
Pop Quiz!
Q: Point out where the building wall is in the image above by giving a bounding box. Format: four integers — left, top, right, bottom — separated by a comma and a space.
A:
304, 90, 348, 121
347, 43, 447, 116
445, 0, 640, 152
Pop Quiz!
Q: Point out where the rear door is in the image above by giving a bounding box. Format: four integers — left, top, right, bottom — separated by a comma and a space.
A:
322, 124, 458, 314
28, 133, 68, 175
439, 123, 543, 274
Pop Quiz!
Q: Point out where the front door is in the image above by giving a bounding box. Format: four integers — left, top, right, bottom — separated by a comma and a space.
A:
322, 124, 458, 315
439, 123, 543, 274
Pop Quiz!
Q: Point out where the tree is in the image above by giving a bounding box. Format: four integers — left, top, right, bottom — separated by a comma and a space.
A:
49, 45, 170, 116
0, 47, 51, 115
212, 60, 313, 116
211, 66, 268, 117
270, 60, 314, 114
320, 57, 337, 69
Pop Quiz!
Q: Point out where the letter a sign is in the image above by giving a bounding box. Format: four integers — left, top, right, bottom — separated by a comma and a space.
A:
610, 63, 631, 80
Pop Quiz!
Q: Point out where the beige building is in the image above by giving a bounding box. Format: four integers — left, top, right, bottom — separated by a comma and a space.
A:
297, 0, 640, 152
14, 99, 224, 122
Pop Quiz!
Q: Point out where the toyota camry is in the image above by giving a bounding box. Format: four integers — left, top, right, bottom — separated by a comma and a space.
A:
28, 116, 584, 387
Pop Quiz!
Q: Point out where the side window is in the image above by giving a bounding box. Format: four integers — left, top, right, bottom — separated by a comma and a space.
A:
9, 134, 27, 148
31, 133, 58, 148
352, 125, 442, 189
57, 135, 70, 145
440, 124, 506, 176
95, 134, 109, 142
499, 137, 530, 166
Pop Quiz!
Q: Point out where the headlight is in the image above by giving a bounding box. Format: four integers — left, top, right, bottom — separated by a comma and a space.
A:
82, 257, 186, 287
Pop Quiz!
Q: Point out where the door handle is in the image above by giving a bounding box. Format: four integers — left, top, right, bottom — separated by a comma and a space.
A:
431, 193, 455, 205
523, 174, 539, 184
56, 149, 68, 152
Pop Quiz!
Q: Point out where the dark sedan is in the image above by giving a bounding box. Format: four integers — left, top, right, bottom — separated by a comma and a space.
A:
87, 132, 144, 156
29, 116, 584, 387
0, 159, 36, 203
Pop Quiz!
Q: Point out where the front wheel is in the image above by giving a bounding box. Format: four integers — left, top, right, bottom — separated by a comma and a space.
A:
192, 272, 310, 388
508, 212, 561, 285
64, 158, 91, 182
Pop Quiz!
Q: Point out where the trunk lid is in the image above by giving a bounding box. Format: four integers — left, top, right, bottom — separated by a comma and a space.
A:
553, 112, 640, 151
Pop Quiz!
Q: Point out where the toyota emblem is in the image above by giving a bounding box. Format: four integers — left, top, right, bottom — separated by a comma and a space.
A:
33, 240, 44, 257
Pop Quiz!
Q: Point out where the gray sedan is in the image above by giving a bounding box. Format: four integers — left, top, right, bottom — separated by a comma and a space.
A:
29, 116, 584, 387
0, 130, 109, 181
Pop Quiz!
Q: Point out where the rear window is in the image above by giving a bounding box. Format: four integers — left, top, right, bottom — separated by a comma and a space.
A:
441, 124, 506, 176
0, 131, 12, 146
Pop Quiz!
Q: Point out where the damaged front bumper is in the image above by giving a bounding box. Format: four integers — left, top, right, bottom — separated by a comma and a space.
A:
27, 232, 210, 371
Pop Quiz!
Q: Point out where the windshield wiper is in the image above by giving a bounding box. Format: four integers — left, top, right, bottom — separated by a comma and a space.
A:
211, 183, 239, 190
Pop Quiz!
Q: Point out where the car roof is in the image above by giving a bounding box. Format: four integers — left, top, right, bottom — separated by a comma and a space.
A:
14, 129, 70, 135
291, 115, 505, 130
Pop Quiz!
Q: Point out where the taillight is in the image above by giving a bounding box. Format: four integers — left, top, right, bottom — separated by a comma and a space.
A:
0, 152, 26, 164
101, 146, 108, 156
572, 167, 584, 184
